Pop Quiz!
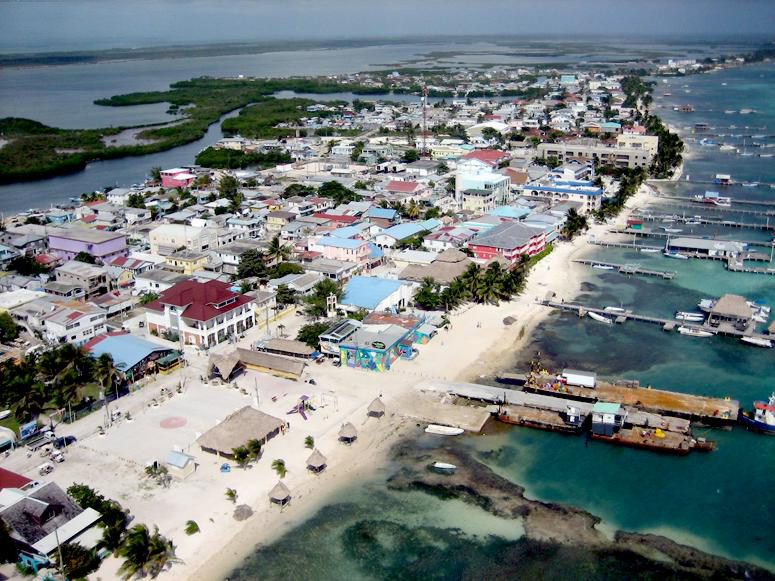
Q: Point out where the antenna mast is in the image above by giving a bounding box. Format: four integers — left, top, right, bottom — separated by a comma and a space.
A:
421, 83, 429, 157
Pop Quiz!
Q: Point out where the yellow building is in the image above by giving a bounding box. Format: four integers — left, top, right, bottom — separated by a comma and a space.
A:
165, 250, 210, 275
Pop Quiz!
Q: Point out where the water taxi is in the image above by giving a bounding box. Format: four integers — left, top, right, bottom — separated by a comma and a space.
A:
740, 337, 772, 349
739, 394, 775, 434
425, 425, 464, 436
677, 326, 713, 337
588, 312, 614, 325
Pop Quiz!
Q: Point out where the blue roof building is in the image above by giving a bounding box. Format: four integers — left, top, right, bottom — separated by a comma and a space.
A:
364, 207, 398, 221
489, 206, 530, 220
330, 223, 370, 239
376, 219, 441, 246
341, 276, 413, 311
85, 332, 177, 377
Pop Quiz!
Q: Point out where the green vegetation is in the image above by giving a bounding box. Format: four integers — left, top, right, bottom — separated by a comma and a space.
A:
74, 250, 97, 264
270, 262, 304, 279
304, 436, 315, 449
236, 248, 268, 280
272, 458, 288, 478
594, 167, 648, 220
275, 284, 298, 307
414, 261, 529, 311
318, 180, 362, 204
184, 521, 200, 536
304, 279, 344, 318
138, 291, 160, 305
8, 254, 50, 276
0, 312, 20, 343
297, 321, 330, 349
116, 524, 178, 580
56, 543, 101, 579
225, 488, 238, 503
195, 146, 291, 169
561, 208, 589, 239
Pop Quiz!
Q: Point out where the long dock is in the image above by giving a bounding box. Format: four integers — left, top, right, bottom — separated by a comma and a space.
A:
538, 298, 774, 344
588, 239, 662, 251
417, 379, 721, 455
656, 194, 775, 208
653, 201, 775, 218
574, 259, 676, 279
526, 374, 738, 423
633, 213, 774, 231
611, 228, 775, 248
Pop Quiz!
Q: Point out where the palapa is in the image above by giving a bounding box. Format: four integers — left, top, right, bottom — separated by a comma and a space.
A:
367, 397, 386, 417
338, 422, 357, 443
268, 481, 291, 505
208, 351, 241, 380
306, 449, 327, 472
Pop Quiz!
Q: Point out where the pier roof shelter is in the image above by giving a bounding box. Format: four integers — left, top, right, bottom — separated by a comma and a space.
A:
84, 331, 176, 378
707, 294, 753, 331
667, 237, 744, 258
236, 348, 307, 381
197, 406, 284, 457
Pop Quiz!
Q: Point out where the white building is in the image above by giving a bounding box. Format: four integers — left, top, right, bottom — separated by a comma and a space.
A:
43, 304, 107, 345
149, 224, 217, 255
455, 158, 510, 205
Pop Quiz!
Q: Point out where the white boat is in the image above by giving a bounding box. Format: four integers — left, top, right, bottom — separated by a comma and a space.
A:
662, 227, 682, 233
713, 198, 731, 207
719, 144, 737, 152
664, 251, 689, 260
593, 264, 614, 270
740, 109, 754, 114
724, 110, 736, 114
675, 312, 705, 322
640, 247, 660, 253
698, 298, 715, 312
741, 337, 773, 349
0, 410, 11, 421
678, 326, 714, 337
760, 154, 774, 158
588, 312, 614, 325
431, 462, 457, 473
685, 220, 701, 225
425, 425, 464, 436
604, 306, 627, 314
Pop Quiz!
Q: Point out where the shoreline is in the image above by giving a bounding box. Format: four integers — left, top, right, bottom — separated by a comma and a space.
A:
182, 184, 655, 581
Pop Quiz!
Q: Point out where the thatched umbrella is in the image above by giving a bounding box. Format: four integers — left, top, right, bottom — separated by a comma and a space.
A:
338, 422, 357, 444
268, 481, 291, 506
367, 397, 386, 418
306, 449, 327, 473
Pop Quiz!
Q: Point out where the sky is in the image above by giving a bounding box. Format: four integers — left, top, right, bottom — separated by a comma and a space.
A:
0, 0, 773, 53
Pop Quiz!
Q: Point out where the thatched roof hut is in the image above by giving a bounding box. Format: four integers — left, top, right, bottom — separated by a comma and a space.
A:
367, 397, 386, 418
306, 449, 327, 473
338, 422, 357, 443
197, 406, 284, 457
208, 351, 241, 381
268, 481, 291, 506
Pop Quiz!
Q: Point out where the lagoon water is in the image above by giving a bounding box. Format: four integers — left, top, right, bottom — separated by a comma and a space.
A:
226, 63, 775, 578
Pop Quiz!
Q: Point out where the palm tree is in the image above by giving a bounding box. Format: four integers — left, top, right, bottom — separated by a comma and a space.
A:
94, 353, 117, 398
480, 262, 506, 305
304, 436, 314, 450
246, 438, 262, 460
146, 528, 178, 578
14, 382, 48, 422
117, 524, 152, 579
225, 488, 238, 503
232, 446, 250, 468
265, 234, 291, 264
149, 167, 162, 182
405, 200, 421, 219
184, 520, 200, 535
99, 519, 126, 554
271, 459, 287, 478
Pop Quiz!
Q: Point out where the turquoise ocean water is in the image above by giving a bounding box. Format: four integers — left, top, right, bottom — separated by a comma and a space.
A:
228, 63, 775, 578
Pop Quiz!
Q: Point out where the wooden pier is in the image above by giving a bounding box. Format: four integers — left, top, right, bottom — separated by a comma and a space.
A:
538, 299, 773, 345
654, 201, 775, 218
417, 379, 724, 455
588, 239, 662, 251
633, 213, 774, 231
611, 228, 775, 249
574, 259, 676, 279
656, 194, 775, 208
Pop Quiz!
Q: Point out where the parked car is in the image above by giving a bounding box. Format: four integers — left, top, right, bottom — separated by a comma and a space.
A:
53, 436, 77, 449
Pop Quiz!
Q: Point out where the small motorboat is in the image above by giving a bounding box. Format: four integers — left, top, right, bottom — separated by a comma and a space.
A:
664, 251, 689, 260
724, 110, 736, 114
740, 337, 772, 348
639, 247, 660, 253
684, 220, 701, 225
698, 298, 715, 312
425, 425, 464, 436
592, 264, 614, 270
675, 312, 705, 322
604, 307, 627, 314
662, 227, 682, 233
678, 326, 714, 337
588, 312, 614, 325
719, 145, 737, 152
742, 182, 759, 187
431, 462, 457, 474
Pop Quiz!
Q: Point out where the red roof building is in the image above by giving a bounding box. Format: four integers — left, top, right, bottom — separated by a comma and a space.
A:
462, 149, 510, 167
385, 180, 423, 195
144, 280, 256, 347
0, 467, 32, 490
313, 213, 360, 226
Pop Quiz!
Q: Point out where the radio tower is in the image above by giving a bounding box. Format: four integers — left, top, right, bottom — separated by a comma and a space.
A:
421, 83, 429, 157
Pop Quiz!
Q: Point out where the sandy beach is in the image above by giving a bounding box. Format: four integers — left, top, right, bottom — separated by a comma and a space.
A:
0, 185, 653, 581
177, 183, 655, 580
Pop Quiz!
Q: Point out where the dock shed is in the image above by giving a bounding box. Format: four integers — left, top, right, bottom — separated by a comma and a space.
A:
590, 402, 625, 437
707, 294, 753, 331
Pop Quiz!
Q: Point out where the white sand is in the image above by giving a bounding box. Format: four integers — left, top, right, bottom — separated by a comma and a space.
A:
3, 187, 652, 581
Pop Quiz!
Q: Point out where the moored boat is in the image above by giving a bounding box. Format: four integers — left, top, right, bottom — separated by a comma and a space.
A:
675, 312, 705, 322
739, 394, 775, 434
431, 462, 457, 473
425, 424, 464, 436
698, 298, 715, 312
640, 247, 660, 253
677, 326, 714, 337
592, 264, 614, 270
740, 337, 772, 348
604, 306, 627, 314
588, 312, 614, 325
664, 251, 689, 260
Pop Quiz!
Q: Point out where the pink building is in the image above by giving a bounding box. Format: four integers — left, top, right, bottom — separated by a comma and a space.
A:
48, 228, 128, 264
467, 222, 546, 264
309, 236, 370, 264
160, 168, 196, 189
